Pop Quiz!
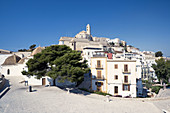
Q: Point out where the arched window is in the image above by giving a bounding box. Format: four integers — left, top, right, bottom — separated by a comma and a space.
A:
7, 69, 10, 75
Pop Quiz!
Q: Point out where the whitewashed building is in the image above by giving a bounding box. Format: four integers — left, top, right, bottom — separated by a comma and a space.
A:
0, 47, 77, 87
0, 47, 52, 86
91, 53, 139, 97
82, 47, 103, 67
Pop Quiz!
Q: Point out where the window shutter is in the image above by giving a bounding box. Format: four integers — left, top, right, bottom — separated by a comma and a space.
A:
128, 85, 130, 91
97, 60, 101, 68
97, 71, 101, 79
124, 76, 128, 83
124, 64, 128, 72
115, 64, 118, 69
126, 76, 128, 83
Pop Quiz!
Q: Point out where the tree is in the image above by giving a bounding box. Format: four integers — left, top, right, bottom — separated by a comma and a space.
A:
22, 45, 89, 86
29, 44, 36, 51
128, 45, 133, 47
18, 44, 36, 52
152, 58, 170, 85
155, 51, 163, 57
18, 49, 27, 52
165, 60, 170, 83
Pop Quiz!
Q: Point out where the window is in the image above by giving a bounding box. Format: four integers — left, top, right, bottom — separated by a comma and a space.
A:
124, 64, 128, 72
88, 52, 90, 55
114, 64, 118, 69
124, 76, 128, 83
114, 86, 118, 94
97, 71, 101, 79
115, 75, 118, 80
123, 84, 130, 91
95, 82, 103, 86
97, 60, 101, 68
7, 69, 10, 75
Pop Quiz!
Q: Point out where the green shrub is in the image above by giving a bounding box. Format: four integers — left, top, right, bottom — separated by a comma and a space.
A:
151, 86, 163, 94
94, 91, 112, 96
168, 83, 170, 86
145, 82, 152, 89
142, 80, 148, 83
79, 88, 112, 96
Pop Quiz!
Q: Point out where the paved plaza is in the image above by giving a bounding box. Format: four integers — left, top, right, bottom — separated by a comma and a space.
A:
0, 76, 169, 113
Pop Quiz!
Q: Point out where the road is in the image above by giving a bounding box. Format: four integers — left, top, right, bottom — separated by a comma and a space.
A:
0, 76, 168, 113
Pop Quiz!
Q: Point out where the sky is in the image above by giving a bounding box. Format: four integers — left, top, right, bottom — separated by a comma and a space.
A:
0, 0, 170, 56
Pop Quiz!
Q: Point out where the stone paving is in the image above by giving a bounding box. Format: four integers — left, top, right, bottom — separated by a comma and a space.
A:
0, 76, 169, 113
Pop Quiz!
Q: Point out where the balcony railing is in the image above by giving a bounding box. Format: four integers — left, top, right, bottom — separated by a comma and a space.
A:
122, 80, 131, 84
95, 65, 104, 69
92, 75, 105, 80
122, 69, 131, 74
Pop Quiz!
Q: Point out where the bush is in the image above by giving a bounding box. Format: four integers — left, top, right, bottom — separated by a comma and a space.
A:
145, 82, 152, 89
168, 83, 170, 86
79, 88, 112, 96
94, 91, 112, 96
114, 95, 122, 97
142, 80, 149, 83
151, 86, 163, 94
142, 80, 153, 89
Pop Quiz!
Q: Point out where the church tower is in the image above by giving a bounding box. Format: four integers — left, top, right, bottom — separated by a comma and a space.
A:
86, 24, 91, 35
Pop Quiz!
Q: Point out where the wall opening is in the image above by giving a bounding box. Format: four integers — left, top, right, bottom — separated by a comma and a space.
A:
7, 69, 10, 75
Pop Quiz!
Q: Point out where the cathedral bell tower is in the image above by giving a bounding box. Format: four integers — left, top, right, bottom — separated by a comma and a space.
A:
86, 24, 91, 35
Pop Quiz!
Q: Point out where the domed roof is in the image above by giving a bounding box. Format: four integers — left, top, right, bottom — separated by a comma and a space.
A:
18, 58, 26, 64
78, 30, 87, 34
31, 46, 45, 56
2, 54, 21, 65
75, 31, 93, 41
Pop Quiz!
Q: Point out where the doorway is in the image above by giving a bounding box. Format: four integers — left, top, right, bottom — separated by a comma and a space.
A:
42, 78, 46, 85
97, 86, 102, 92
114, 86, 118, 94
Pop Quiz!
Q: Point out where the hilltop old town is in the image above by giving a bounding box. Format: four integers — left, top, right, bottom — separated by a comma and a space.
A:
0, 24, 170, 113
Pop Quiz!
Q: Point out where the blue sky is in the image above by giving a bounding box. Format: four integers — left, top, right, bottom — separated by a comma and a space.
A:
0, 0, 170, 56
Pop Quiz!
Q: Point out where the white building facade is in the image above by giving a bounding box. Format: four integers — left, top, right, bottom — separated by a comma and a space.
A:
91, 55, 138, 97
82, 47, 103, 67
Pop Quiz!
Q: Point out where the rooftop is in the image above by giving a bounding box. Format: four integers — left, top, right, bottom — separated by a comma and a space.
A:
2, 54, 21, 65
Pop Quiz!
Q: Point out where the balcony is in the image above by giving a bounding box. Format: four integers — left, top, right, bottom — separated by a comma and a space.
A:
92, 75, 105, 80
122, 69, 131, 74
122, 80, 131, 84
95, 65, 104, 69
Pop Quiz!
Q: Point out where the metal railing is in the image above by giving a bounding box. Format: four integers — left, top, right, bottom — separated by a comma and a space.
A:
122, 69, 131, 74
92, 75, 105, 80
122, 80, 131, 84
95, 65, 104, 69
